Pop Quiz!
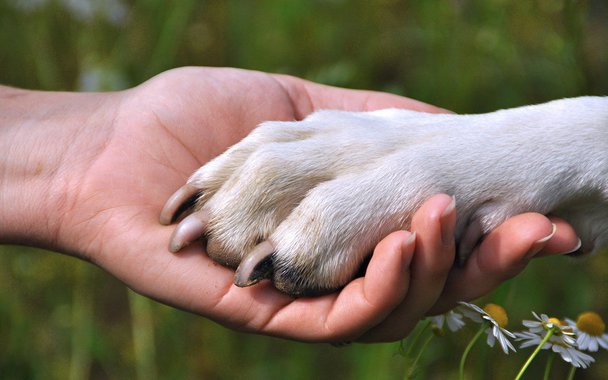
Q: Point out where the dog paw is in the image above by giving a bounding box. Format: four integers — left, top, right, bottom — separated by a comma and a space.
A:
161, 97, 608, 296
160, 111, 442, 295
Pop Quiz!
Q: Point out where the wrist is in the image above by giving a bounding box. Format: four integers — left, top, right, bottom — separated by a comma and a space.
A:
0, 85, 118, 251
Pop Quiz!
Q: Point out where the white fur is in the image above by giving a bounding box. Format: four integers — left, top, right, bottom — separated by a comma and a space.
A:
183, 97, 608, 295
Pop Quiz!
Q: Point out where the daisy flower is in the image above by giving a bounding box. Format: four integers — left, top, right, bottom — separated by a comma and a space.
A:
431, 309, 466, 335
458, 302, 516, 354
515, 330, 595, 369
515, 312, 595, 372
519, 312, 576, 346
566, 311, 608, 352
458, 302, 516, 380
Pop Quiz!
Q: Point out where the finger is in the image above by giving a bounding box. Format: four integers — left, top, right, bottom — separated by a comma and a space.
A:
429, 213, 578, 314
272, 74, 452, 118
536, 216, 581, 257
257, 229, 416, 342
358, 194, 456, 342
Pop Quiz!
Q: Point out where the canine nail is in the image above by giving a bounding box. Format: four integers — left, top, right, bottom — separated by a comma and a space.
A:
235, 241, 275, 287
160, 184, 200, 225
168, 210, 209, 252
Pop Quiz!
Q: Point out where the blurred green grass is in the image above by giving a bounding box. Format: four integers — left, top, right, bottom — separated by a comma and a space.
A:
1, 0, 607, 379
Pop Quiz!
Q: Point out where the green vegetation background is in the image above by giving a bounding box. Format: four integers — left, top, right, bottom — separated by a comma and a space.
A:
1, 0, 607, 379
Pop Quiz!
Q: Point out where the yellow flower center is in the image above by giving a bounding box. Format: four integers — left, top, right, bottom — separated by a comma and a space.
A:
547, 317, 563, 326
547, 317, 573, 335
483, 303, 508, 328
576, 312, 606, 336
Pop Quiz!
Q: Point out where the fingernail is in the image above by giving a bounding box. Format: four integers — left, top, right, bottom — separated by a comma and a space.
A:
402, 231, 417, 248
525, 223, 557, 259
440, 196, 456, 246
400, 232, 416, 271
562, 238, 583, 255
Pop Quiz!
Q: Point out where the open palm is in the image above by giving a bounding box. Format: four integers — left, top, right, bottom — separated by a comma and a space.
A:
55, 67, 577, 343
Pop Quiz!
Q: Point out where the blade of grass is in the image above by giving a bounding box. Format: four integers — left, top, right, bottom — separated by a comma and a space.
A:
69, 263, 93, 380
129, 290, 157, 380
144, 0, 199, 79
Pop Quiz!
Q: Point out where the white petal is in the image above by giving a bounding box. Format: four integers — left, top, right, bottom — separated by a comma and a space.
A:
522, 320, 539, 328
553, 346, 595, 368
589, 339, 599, 352
446, 312, 466, 332
431, 315, 445, 329
562, 335, 576, 347
501, 327, 516, 339
502, 336, 516, 354
486, 329, 496, 347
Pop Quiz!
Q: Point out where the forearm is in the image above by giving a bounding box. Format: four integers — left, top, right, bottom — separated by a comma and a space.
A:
0, 85, 116, 251
0, 86, 56, 246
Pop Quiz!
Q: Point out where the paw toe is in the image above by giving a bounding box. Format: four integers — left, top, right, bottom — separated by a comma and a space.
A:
160, 184, 200, 225
168, 209, 210, 252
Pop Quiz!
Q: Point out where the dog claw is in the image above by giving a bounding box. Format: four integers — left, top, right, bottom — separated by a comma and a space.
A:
168, 210, 210, 252
234, 241, 275, 287
160, 184, 200, 225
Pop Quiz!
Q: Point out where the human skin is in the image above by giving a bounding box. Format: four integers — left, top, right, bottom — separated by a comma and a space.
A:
0, 67, 580, 343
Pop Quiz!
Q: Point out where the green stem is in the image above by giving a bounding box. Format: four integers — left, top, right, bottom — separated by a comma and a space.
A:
566, 365, 577, 380
405, 334, 434, 380
459, 323, 487, 380
542, 353, 555, 380
403, 320, 431, 357
515, 328, 555, 380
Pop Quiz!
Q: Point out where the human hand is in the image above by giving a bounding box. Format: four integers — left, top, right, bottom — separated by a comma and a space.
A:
0, 67, 580, 342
